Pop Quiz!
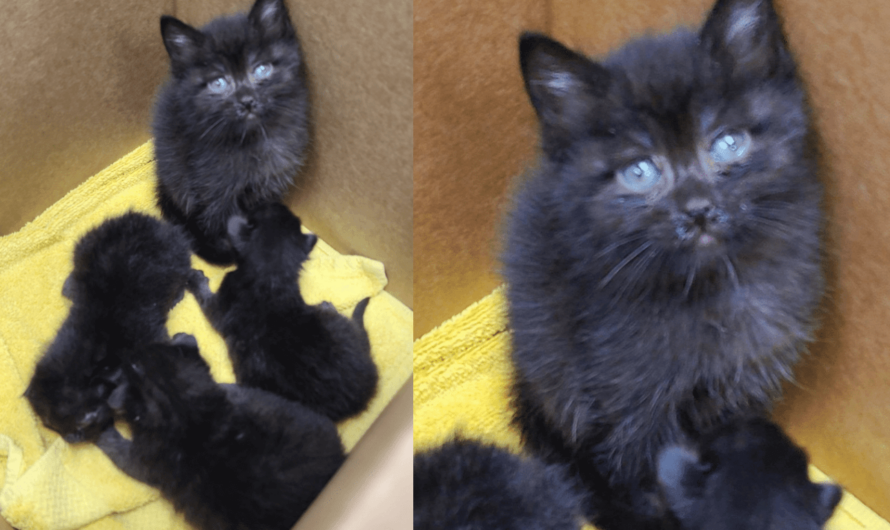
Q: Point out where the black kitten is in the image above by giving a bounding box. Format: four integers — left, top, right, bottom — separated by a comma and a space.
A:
97, 338, 345, 530
414, 438, 585, 530
656, 419, 841, 530
154, 0, 310, 264
190, 202, 378, 422
26, 212, 194, 443
504, 0, 823, 526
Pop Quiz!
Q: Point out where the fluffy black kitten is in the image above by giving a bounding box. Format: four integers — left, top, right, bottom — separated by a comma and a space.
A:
26, 212, 194, 443
97, 338, 345, 530
414, 438, 585, 530
504, 0, 823, 526
191, 202, 378, 422
656, 419, 841, 530
154, 0, 310, 264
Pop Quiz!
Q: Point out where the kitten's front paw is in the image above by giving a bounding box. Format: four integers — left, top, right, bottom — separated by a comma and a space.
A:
171, 333, 198, 349
319, 301, 338, 313
187, 269, 212, 303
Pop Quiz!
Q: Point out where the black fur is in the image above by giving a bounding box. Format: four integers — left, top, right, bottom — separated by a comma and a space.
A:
25, 212, 194, 443
97, 339, 345, 530
190, 202, 378, 422
154, 0, 310, 264
504, 0, 823, 526
414, 438, 585, 530
656, 418, 842, 530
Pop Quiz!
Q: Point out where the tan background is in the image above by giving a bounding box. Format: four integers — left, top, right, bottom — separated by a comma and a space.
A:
0, 0, 411, 528
414, 0, 890, 519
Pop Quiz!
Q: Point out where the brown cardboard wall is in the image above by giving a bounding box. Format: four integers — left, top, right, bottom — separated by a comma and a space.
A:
0, 0, 412, 306
413, 0, 890, 519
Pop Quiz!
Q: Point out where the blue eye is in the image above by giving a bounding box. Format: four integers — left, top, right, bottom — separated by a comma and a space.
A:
207, 77, 229, 93
709, 130, 751, 163
616, 158, 662, 192
252, 63, 273, 80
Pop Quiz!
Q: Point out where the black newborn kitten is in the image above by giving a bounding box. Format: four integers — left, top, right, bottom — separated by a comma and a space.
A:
414, 438, 585, 530
656, 419, 841, 530
154, 0, 310, 264
97, 338, 345, 530
26, 212, 194, 443
504, 0, 823, 527
191, 202, 378, 422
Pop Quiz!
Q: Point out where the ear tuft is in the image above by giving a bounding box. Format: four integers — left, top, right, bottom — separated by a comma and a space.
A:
699, 0, 794, 79
249, 0, 296, 40
160, 16, 205, 65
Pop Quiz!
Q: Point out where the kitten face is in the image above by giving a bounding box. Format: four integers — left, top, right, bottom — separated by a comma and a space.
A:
160, 0, 304, 140
519, 0, 818, 293
26, 368, 115, 443
657, 419, 842, 530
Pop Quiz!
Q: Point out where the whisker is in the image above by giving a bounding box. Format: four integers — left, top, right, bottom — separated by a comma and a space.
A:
595, 233, 648, 259
599, 241, 653, 289
683, 262, 697, 298
722, 255, 740, 290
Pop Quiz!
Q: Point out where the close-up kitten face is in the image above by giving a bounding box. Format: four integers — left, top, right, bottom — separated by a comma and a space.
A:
519, 0, 819, 295
160, 0, 305, 142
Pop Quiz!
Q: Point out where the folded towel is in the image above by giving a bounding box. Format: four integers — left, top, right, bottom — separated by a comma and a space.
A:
0, 142, 413, 530
413, 286, 887, 530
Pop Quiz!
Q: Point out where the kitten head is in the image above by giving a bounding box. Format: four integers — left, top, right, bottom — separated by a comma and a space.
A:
26, 359, 118, 443
519, 0, 821, 298
657, 419, 842, 530
110, 341, 216, 433
159, 0, 307, 142
68, 213, 192, 318
227, 202, 317, 277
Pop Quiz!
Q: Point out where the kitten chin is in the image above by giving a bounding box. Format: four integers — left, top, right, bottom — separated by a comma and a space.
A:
153, 0, 310, 265
504, 0, 823, 527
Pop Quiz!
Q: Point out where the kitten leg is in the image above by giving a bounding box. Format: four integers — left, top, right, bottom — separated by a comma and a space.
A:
187, 268, 213, 306
96, 427, 154, 485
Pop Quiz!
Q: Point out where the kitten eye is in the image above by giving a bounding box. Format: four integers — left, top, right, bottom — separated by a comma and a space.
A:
207, 77, 229, 93
709, 130, 751, 164
251, 63, 273, 81
616, 159, 662, 193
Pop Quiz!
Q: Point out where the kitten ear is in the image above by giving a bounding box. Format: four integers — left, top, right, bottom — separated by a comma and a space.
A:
519, 33, 611, 153
656, 445, 711, 520
249, 0, 296, 40
160, 16, 205, 65
813, 483, 842, 524
699, 0, 795, 79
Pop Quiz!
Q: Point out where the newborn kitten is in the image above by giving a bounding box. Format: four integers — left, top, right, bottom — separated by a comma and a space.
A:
503, 0, 823, 526
154, 0, 310, 264
26, 212, 194, 443
414, 438, 585, 530
656, 419, 842, 530
97, 338, 345, 530
191, 202, 378, 422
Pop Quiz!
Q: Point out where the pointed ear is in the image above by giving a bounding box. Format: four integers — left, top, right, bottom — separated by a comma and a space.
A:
519, 33, 611, 153
249, 0, 296, 40
813, 483, 842, 524
699, 0, 795, 79
160, 16, 205, 65
656, 445, 711, 520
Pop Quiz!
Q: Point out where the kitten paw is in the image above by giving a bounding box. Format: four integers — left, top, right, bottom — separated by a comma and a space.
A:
171, 333, 198, 349
187, 269, 212, 303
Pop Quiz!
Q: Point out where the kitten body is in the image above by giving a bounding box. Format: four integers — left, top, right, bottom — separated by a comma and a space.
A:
98, 339, 345, 530
414, 438, 585, 530
191, 202, 378, 422
26, 213, 194, 442
154, 0, 309, 264
504, 0, 823, 526
656, 419, 841, 530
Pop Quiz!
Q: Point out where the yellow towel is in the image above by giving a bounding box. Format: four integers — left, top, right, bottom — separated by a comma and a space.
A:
0, 142, 413, 530
413, 286, 889, 530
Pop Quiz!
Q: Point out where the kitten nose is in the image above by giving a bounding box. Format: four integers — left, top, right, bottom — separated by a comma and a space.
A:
240, 95, 256, 110
684, 197, 713, 218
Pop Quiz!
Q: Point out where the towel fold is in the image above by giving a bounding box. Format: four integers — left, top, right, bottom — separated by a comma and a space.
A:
413, 286, 885, 530
0, 142, 412, 530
